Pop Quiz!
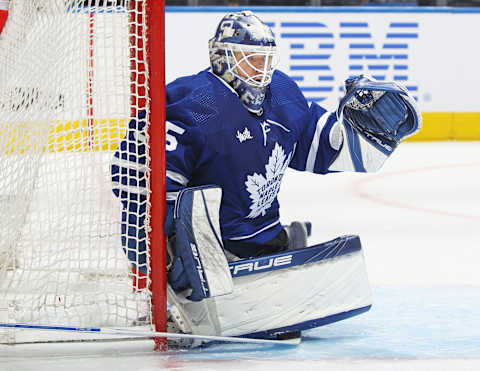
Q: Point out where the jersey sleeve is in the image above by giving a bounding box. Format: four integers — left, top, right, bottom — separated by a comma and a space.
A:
110, 110, 149, 271
111, 110, 148, 201
165, 117, 206, 236
289, 102, 343, 174
165, 119, 205, 197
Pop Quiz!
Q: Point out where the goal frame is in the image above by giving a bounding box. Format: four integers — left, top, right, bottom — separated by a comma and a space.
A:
0, 0, 168, 350
145, 0, 167, 351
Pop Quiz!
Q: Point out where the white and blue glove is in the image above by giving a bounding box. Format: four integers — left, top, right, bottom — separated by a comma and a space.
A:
337, 75, 422, 155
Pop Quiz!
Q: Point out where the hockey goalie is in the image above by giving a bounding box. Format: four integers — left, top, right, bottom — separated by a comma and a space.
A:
112, 11, 421, 346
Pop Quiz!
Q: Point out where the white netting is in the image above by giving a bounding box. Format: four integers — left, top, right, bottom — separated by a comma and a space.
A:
0, 0, 154, 343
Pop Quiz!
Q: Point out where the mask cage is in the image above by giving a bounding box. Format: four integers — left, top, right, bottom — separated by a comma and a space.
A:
221, 42, 278, 88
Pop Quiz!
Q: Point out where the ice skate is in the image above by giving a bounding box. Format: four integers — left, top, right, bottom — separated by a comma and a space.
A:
166, 304, 195, 348
285, 221, 312, 250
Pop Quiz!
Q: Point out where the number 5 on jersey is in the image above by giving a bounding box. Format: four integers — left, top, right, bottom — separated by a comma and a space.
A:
166, 121, 185, 151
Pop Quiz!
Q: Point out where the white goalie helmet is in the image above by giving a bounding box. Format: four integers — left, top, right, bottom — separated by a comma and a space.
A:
209, 11, 279, 114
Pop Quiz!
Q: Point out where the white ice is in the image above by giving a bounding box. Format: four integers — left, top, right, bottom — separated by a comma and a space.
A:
1, 141, 479, 371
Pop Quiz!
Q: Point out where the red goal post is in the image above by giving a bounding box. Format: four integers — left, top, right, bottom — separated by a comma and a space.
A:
144, 0, 168, 351
0, 0, 167, 349
130, 0, 168, 351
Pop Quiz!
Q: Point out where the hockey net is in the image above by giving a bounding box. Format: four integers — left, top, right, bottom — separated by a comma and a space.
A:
0, 0, 166, 344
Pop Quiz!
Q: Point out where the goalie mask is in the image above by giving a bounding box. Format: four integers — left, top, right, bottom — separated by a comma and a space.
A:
209, 11, 278, 115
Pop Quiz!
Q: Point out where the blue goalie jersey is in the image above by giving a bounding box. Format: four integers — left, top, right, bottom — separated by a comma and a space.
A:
165, 69, 340, 245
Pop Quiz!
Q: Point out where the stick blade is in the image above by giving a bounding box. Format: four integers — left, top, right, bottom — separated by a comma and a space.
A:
242, 331, 302, 347
278, 336, 301, 346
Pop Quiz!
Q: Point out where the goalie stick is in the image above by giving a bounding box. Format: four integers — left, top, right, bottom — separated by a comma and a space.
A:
0, 323, 301, 347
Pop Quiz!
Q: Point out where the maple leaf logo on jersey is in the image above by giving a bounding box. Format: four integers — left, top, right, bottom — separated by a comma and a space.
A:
245, 143, 293, 219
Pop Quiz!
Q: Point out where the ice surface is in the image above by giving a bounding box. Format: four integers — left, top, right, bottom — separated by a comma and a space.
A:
1, 142, 479, 371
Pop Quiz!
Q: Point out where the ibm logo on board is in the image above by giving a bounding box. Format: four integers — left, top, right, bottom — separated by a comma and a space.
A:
267, 21, 419, 104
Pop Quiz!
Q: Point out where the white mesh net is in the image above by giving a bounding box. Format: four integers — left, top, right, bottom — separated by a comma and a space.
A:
0, 0, 156, 343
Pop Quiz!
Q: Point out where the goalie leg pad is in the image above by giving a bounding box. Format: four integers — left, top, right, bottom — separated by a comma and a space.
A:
168, 186, 233, 301
168, 235, 372, 339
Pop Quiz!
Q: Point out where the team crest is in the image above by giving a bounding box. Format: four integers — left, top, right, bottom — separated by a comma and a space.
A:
236, 127, 253, 143
245, 142, 292, 218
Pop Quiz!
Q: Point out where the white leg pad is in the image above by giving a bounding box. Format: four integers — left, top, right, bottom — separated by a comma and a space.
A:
168, 236, 372, 338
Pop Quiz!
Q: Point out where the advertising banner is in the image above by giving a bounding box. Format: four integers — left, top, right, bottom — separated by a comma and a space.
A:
166, 7, 480, 140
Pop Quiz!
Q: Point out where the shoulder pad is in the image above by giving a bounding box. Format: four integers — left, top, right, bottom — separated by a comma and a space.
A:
167, 70, 236, 129
269, 70, 307, 107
